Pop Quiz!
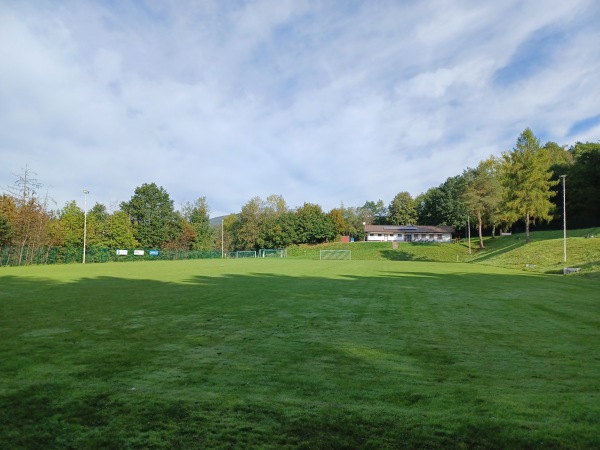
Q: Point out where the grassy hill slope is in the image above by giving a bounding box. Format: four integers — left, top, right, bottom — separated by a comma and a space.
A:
287, 241, 471, 262
290, 227, 600, 277
466, 227, 600, 277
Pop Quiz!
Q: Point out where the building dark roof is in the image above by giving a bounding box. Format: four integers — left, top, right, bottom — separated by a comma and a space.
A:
364, 225, 455, 233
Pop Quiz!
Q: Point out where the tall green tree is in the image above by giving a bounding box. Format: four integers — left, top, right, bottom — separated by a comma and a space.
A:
343, 205, 365, 241
461, 157, 503, 248
120, 183, 179, 248
501, 128, 558, 243
387, 192, 417, 225
86, 203, 108, 248
417, 175, 467, 229
359, 200, 387, 225
328, 207, 347, 238
235, 196, 263, 250
260, 195, 295, 248
262, 211, 298, 248
328, 204, 364, 240
181, 197, 213, 250
56, 201, 84, 248
295, 203, 335, 244
562, 142, 600, 228
222, 214, 239, 252
99, 211, 139, 249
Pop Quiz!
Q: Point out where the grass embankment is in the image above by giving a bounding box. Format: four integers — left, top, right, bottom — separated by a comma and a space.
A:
290, 227, 600, 277
288, 241, 469, 262
1, 260, 599, 448
466, 227, 600, 277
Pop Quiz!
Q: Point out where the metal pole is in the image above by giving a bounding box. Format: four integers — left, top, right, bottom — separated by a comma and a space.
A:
560, 175, 566, 263
83, 189, 89, 264
221, 218, 224, 259
467, 215, 471, 255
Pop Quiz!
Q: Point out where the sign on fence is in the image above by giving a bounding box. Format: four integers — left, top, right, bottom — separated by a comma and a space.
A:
134, 250, 144, 256
149, 250, 159, 256
116, 249, 128, 256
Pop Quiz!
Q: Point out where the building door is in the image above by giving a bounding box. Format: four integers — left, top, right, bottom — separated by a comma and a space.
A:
404, 234, 412, 242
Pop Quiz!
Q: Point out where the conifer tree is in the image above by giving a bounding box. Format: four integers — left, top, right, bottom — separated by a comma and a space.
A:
501, 128, 557, 243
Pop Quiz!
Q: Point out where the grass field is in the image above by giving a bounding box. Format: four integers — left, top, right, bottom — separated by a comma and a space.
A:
1, 259, 599, 449
287, 227, 600, 278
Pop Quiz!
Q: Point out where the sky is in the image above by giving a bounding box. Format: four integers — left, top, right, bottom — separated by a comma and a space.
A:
1, 0, 599, 217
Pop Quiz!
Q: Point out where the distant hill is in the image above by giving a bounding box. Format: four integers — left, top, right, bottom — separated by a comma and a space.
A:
209, 215, 231, 227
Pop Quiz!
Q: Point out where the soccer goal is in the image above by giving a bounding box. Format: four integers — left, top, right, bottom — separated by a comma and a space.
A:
258, 249, 287, 258
320, 250, 351, 260
236, 250, 257, 258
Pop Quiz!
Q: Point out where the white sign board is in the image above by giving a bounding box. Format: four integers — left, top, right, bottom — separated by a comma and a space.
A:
116, 249, 128, 256
134, 250, 144, 256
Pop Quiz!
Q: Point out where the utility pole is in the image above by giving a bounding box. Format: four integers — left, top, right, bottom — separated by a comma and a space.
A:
560, 175, 566, 263
467, 215, 471, 255
82, 189, 89, 264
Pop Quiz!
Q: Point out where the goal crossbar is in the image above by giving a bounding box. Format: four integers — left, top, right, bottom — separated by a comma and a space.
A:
258, 249, 287, 258
236, 250, 257, 258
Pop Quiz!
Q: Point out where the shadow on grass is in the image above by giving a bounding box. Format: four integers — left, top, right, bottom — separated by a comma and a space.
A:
379, 250, 431, 261
1, 268, 600, 449
466, 238, 525, 262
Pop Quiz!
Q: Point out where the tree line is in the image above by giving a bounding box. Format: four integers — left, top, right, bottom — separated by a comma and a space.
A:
1, 129, 598, 265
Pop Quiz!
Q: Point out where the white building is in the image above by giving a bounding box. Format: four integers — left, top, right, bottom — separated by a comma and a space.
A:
364, 225, 455, 242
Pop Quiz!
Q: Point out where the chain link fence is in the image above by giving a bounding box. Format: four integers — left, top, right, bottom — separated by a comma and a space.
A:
0, 247, 222, 267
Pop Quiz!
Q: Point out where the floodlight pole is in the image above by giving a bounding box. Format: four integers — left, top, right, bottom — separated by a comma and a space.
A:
82, 189, 89, 264
560, 175, 566, 263
467, 215, 471, 255
221, 218, 224, 259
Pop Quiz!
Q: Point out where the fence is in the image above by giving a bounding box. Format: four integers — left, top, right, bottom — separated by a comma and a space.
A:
0, 246, 222, 267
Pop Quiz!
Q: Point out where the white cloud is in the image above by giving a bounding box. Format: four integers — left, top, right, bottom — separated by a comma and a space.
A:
1, 1, 598, 216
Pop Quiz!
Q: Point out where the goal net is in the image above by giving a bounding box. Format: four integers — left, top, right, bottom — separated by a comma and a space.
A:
320, 250, 351, 260
258, 249, 287, 258
236, 250, 257, 258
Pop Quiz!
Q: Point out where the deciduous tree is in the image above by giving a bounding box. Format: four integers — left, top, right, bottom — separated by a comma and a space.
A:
295, 203, 335, 244
120, 183, 179, 248
5, 167, 52, 264
388, 192, 417, 225
417, 175, 467, 229
359, 200, 387, 225
235, 196, 263, 250
181, 197, 214, 250
561, 142, 600, 228
461, 157, 502, 248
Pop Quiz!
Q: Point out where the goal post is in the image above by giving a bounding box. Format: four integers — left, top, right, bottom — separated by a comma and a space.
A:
320, 250, 351, 260
236, 250, 257, 258
258, 249, 287, 258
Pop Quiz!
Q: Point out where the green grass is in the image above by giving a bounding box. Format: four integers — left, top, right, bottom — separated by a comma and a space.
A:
288, 241, 469, 262
288, 227, 600, 278
466, 227, 600, 277
1, 259, 599, 448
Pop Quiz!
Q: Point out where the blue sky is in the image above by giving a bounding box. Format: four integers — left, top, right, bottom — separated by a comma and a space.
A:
1, 0, 599, 217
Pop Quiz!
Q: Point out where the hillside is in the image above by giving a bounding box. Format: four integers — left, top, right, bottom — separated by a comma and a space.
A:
287, 241, 470, 262
466, 227, 600, 277
290, 227, 600, 277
